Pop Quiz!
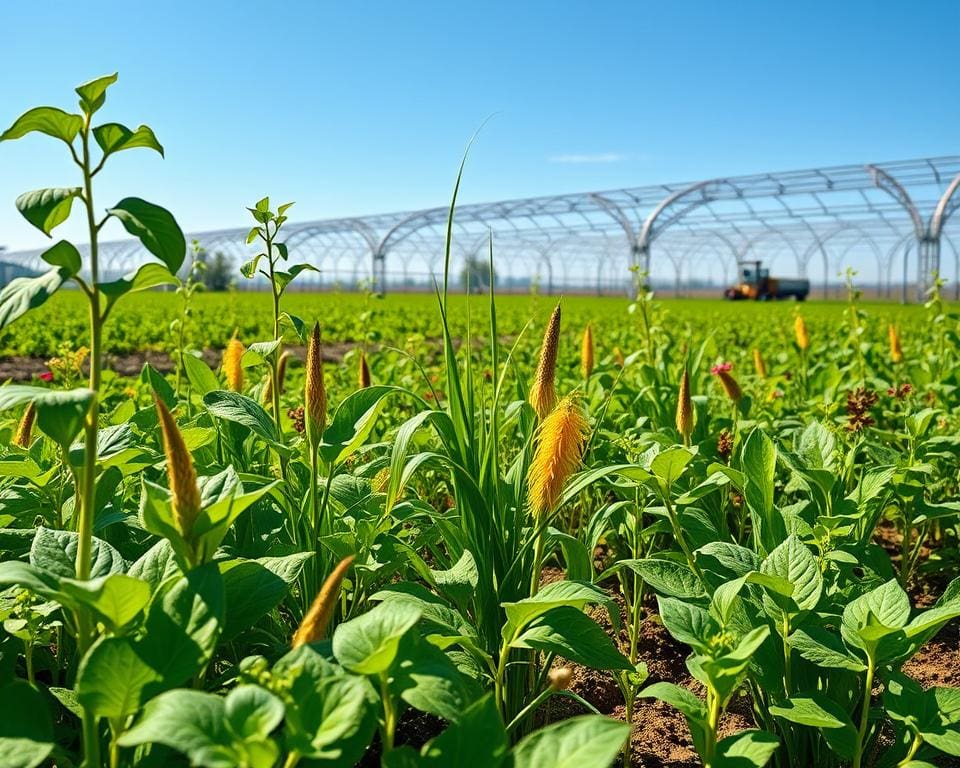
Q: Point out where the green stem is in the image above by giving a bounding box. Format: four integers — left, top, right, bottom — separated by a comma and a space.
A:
704, 688, 721, 768
663, 494, 703, 581
852, 656, 876, 768
897, 732, 922, 767
379, 672, 396, 752
282, 753, 301, 768
782, 614, 792, 696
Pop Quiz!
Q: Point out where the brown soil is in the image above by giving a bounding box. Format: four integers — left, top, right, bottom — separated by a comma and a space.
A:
0, 343, 355, 382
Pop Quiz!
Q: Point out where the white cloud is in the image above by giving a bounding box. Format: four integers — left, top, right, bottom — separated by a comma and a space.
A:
548, 152, 628, 164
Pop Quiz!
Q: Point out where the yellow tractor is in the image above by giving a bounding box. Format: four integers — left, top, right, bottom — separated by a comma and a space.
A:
724, 260, 809, 301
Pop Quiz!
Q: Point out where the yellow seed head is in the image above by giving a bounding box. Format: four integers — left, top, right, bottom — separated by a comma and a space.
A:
359, 351, 371, 389
581, 323, 594, 380
613, 346, 625, 368
888, 323, 903, 364
305, 323, 327, 447
155, 397, 202, 540
529, 304, 561, 419
14, 403, 35, 449
549, 666, 573, 691
292, 556, 355, 648
794, 315, 809, 352
675, 367, 693, 444
527, 395, 589, 520
753, 348, 767, 379
224, 335, 245, 392
373, 467, 391, 494
717, 369, 742, 404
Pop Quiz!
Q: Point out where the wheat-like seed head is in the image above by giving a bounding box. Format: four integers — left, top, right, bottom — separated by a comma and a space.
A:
292, 555, 355, 648
13, 402, 35, 449
527, 395, 589, 520
155, 397, 202, 539
753, 348, 767, 379
359, 350, 371, 389
613, 346, 625, 368
529, 304, 561, 419
675, 367, 693, 444
223, 335, 245, 392
888, 323, 903, 364
794, 315, 809, 352
581, 323, 594, 380
305, 323, 327, 448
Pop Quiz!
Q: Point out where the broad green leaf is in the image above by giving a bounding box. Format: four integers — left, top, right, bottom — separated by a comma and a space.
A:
39, 240, 81, 275
0, 106, 82, 144
319, 385, 404, 467
640, 681, 706, 719
75, 637, 160, 720
790, 627, 865, 671
107, 197, 186, 272
0, 680, 55, 768
650, 446, 693, 489
93, 122, 163, 158
0, 268, 68, 331
184, 352, 220, 396
224, 685, 284, 740
220, 553, 312, 639
842, 579, 911, 644
59, 573, 151, 631
333, 600, 421, 675
610, 558, 705, 600
30, 526, 123, 580
420, 694, 508, 768
512, 715, 629, 768
98, 262, 178, 300
76, 73, 118, 114
392, 637, 476, 722
16, 188, 80, 235
769, 695, 857, 759
512, 605, 632, 670
117, 688, 229, 758
741, 429, 783, 554
715, 729, 780, 767
760, 535, 822, 613
503, 579, 620, 639
204, 390, 280, 445
657, 596, 714, 651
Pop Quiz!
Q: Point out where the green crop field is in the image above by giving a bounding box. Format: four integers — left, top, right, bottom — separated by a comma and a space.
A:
1, 73, 959, 768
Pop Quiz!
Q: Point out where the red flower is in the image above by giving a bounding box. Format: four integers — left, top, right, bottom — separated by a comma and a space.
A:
710, 362, 733, 375
38, 371, 53, 382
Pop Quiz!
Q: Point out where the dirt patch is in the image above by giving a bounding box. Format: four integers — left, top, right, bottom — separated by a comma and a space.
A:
0, 343, 356, 382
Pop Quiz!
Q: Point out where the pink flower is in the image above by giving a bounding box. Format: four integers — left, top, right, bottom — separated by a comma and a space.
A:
38, 371, 53, 382
710, 362, 733, 375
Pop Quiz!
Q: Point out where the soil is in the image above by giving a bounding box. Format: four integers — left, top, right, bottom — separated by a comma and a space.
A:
0, 343, 355, 382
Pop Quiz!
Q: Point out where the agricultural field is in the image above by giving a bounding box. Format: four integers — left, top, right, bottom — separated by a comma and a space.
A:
1, 75, 960, 768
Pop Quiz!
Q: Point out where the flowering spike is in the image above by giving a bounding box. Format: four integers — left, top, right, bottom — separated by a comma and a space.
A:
305, 323, 327, 448
888, 323, 903, 364
753, 348, 767, 379
711, 362, 742, 404
358, 350, 371, 389
155, 397, 202, 540
794, 314, 809, 352
581, 323, 594, 380
223, 334, 245, 392
292, 556, 355, 648
13, 403, 35, 449
675, 367, 693, 445
527, 395, 589, 520
613, 346, 625, 368
529, 304, 561, 419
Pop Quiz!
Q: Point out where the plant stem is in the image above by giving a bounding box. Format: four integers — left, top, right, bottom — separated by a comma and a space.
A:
704, 687, 721, 768
379, 672, 396, 752
897, 733, 922, 767
852, 656, 876, 768
782, 614, 792, 696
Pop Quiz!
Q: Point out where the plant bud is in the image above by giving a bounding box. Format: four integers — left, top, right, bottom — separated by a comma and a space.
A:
292, 556, 355, 648
13, 403, 35, 449
675, 367, 693, 445
529, 304, 561, 419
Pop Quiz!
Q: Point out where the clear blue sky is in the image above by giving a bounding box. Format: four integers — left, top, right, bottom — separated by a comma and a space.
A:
1, 0, 958, 251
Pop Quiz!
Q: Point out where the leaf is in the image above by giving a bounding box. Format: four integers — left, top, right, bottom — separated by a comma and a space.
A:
0, 106, 83, 144
75, 637, 160, 720
224, 685, 284, 740
512, 715, 630, 768
275, 263, 319, 294
429, 549, 479, 608
714, 729, 780, 767
136, 563, 225, 690
39, 240, 81, 275
760, 535, 822, 613
30, 526, 123, 580
107, 197, 186, 272
639, 682, 706, 719
503, 580, 621, 639
183, 353, 220, 396
220, 553, 312, 640
76, 73, 118, 114
420, 694, 508, 768
0, 680, 55, 768
790, 627, 865, 671
319, 385, 403, 467
16, 188, 81, 236
0, 268, 68, 331
393, 637, 476, 722
204, 390, 280, 445
741, 429, 783, 554
333, 600, 421, 675
650, 446, 693, 489
98, 262, 178, 300
611, 558, 706, 600
657, 596, 714, 651
117, 688, 229, 758
512, 605, 632, 670
93, 122, 163, 158
768, 695, 857, 759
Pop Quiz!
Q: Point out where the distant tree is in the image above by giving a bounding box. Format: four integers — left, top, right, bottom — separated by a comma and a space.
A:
200, 250, 234, 292
460, 255, 496, 293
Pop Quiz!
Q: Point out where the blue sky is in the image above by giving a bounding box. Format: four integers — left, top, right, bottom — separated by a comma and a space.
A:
1, 0, 958, 251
